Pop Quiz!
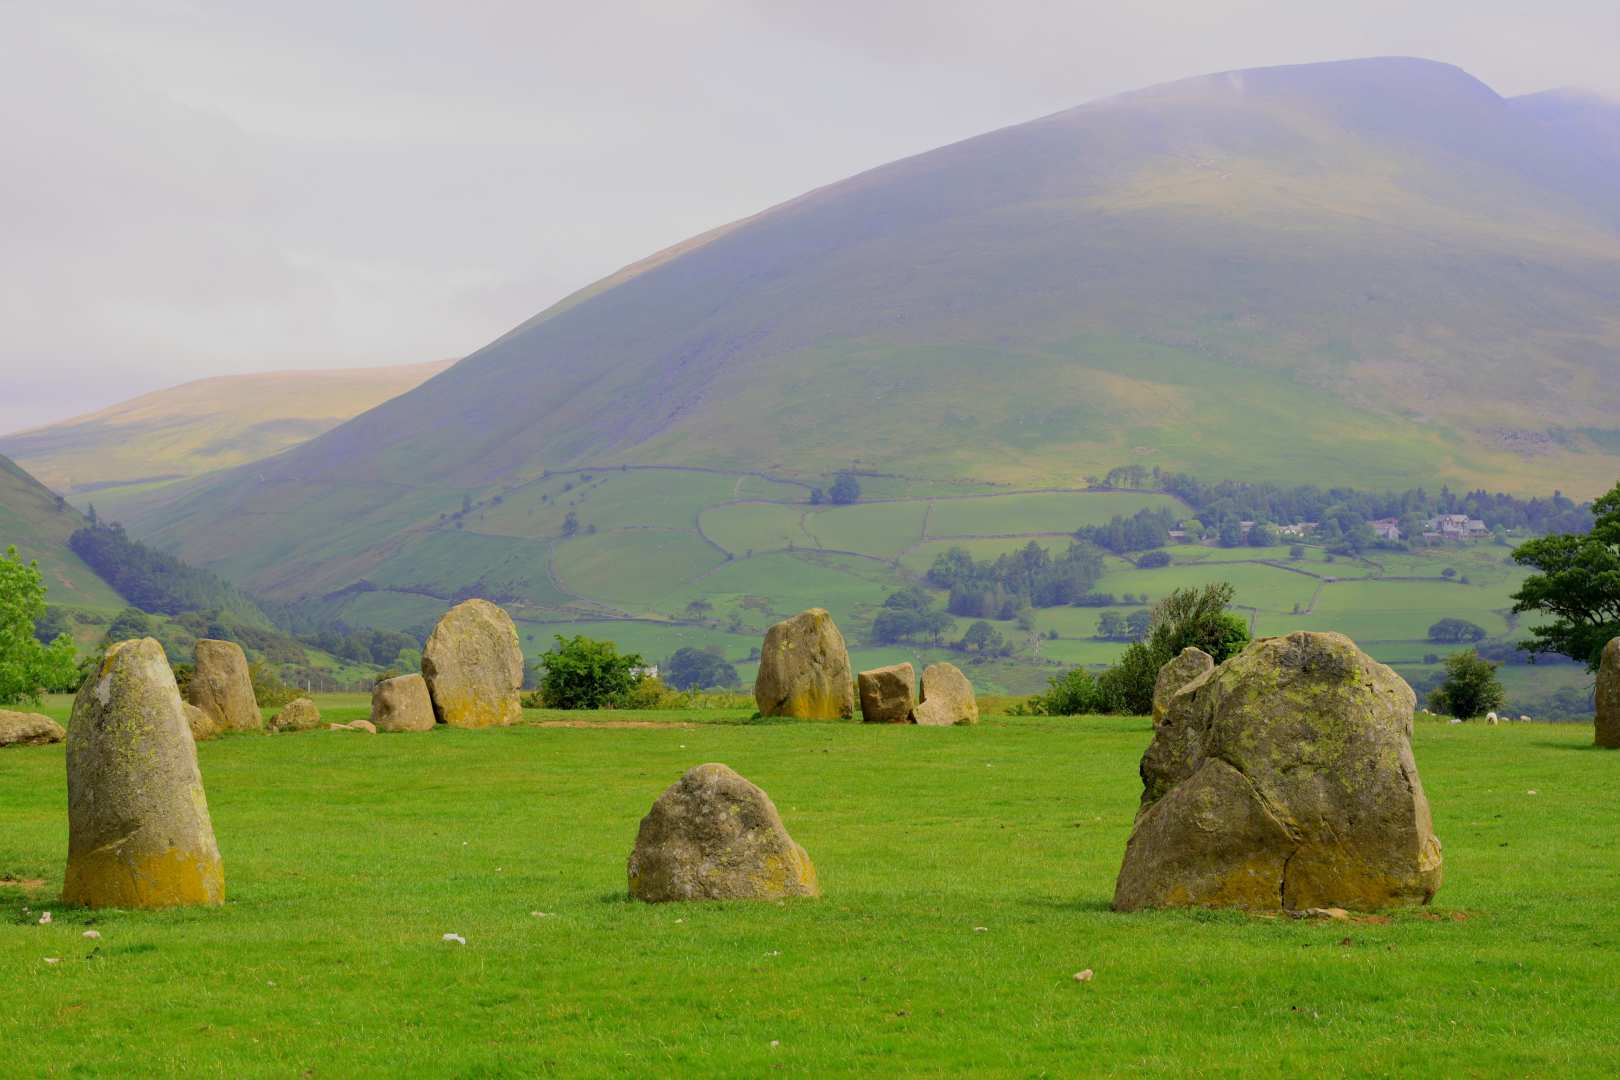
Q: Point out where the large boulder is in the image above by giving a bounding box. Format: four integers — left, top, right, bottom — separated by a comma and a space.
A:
1152, 647, 1214, 724
754, 609, 854, 720
1114, 632, 1442, 912
63, 638, 225, 909
627, 763, 820, 902
912, 662, 978, 726
858, 663, 915, 724
187, 639, 261, 733
371, 673, 436, 733
182, 702, 216, 742
421, 599, 523, 728
269, 697, 321, 733
1596, 638, 1620, 749
0, 710, 65, 747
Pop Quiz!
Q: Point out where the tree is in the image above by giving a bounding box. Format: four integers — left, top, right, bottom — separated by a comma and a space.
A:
871, 607, 926, 645
1511, 480, 1620, 669
1288, 545, 1306, 560
1125, 609, 1154, 642
808, 487, 824, 505
0, 547, 80, 705
561, 511, 579, 537
959, 620, 1004, 653
1428, 650, 1504, 719
1218, 521, 1245, 547
103, 607, 152, 644
1136, 550, 1171, 569
828, 473, 861, 505
1096, 611, 1125, 639
1036, 667, 1104, 715
538, 635, 645, 709
1248, 521, 1279, 547
1427, 618, 1487, 644
883, 585, 932, 611
684, 599, 714, 620
664, 646, 741, 690
1149, 583, 1250, 664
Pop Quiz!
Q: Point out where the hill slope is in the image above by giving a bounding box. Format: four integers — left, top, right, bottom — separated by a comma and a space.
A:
140, 57, 1620, 615
0, 454, 123, 610
0, 359, 454, 513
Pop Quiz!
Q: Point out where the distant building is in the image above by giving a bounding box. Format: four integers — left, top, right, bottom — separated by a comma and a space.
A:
1369, 518, 1402, 542
1167, 530, 1189, 543
1278, 522, 1318, 538
1424, 514, 1489, 540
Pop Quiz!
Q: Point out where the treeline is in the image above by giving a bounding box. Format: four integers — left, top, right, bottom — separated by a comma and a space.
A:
1137, 468, 1593, 536
69, 523, 266, 621
926, 541, 1104, 617
257, 598, 427, 667
1076, 507, 1179, 554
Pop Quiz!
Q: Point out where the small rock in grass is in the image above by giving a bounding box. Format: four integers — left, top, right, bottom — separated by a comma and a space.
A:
442, 933, 466, 945
43, 958, 61, 965
82, 930, 100, 940
38, 912, 51, 925
1527, 790, 1538, 796
770, 1040, 780, 1049
1074, 969, 1094, 982
973, 926, 987, 933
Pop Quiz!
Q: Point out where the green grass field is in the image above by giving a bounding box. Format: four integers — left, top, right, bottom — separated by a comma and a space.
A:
4, 705, 1617, 1076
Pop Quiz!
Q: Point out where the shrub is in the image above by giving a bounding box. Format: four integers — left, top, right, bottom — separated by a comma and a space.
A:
1428, 649, 1504, 719
536, 634, 645, 709
1136, 550, 1171, 569
0, 547, 81, 704
1428, 617, 1486, 643
1033, 667, 1105, 715
665, 647, 741, 690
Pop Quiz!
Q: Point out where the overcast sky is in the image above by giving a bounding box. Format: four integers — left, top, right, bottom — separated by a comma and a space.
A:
3, 1, 1617, 434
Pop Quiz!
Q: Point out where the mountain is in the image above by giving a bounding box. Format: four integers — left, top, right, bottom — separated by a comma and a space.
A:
0, 453, 123, 610
134, 57, 1620, 621
0, 359, 454, 514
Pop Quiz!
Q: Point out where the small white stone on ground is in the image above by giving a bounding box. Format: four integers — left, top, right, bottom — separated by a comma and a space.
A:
38, 912, 51, 925
1074, 969, 1094, 982
82, 930, 100, 939
1527, 790, 1538, 796
973, 926, 988, 933
43, 958, 61, 965
442, 933, 466, 945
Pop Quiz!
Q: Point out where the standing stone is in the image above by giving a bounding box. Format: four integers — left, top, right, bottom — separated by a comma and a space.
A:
0, 710, 65, 747
753, 608, 854, 719
858, 663, 915, 724
912, 662, 978, 726
182, 702, 216, 742
188, 639, 261, 733
1114, 631, 1442, 912
371, 673, 436, 733
421, 599, 523, 728
627, 763, 819, 902
1152, 647, 1214, 724
1595, 638, 1620, 749
268, 697, 321, 733
63, 638, 224, 909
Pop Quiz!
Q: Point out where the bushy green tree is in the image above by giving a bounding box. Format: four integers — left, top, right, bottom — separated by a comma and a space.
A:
1427, 618, 1487, 644
0, 547, 80, 704
538, 635, 645, 708
828, 473, 861, 505
664, 646, 740, 691
1428, 650, 1505, 719
1035, 667, 1105, 715
959, 620, 1004, 653
1511, 481, 1620, 668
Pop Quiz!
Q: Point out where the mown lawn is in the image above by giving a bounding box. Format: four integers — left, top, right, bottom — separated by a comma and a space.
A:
3, 708, 1617, 1077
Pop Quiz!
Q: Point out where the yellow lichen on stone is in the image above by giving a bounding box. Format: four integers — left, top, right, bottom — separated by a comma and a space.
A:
63, 845, 224, 909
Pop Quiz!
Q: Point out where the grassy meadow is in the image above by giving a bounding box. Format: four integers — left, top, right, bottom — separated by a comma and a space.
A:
4, 700, 1618, 1077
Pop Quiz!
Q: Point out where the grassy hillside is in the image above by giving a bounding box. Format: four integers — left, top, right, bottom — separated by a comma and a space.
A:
0, 359, 452, 517
5, 712, 1617, 1074
0, 453, 122, 610
130, 60, 1620, 626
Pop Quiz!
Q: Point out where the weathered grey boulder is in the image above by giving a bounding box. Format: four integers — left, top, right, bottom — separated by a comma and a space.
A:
858, 663, 915, 723
0, 709, 65, 747
188, 639, 261, 733
1115, 631, 1442, 912
63, 638, 224, 909
182, 702, 215, 742
371, 673, 436, 732
912, 662, 978, 726
421, 600, 523, 728
754, 608, 854, 720
1596, 638, 1620, 749
1152, 647, 1214, 724
268, 697, 321, 733
628, 763, 819, 902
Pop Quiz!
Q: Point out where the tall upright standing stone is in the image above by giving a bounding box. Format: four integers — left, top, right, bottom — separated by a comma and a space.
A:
421, 599, 524, 728
63, 638, 224, 909
754, 608, 854, 719
1114, 632, 1442, 912
1596, 638, 1620, 749
188, 638, 261, 733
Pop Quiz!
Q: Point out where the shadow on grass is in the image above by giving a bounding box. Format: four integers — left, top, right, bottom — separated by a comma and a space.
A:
1527, 741, 1610, 752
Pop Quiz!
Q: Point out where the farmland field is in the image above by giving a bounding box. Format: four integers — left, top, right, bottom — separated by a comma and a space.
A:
3, 706, 1617, 1076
